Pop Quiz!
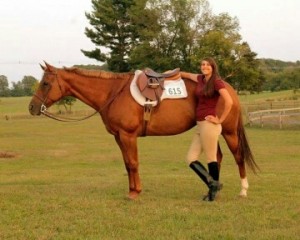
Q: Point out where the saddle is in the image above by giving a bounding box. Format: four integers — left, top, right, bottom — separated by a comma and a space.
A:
135, 67, 181, 136
136, 68, 180, 101
144, 68, 180, 78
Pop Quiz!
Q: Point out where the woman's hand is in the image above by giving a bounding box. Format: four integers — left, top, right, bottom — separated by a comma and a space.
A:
205, 115, 221, 124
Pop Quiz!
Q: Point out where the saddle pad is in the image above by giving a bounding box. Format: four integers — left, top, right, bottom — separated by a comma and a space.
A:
130, 70, 188, 106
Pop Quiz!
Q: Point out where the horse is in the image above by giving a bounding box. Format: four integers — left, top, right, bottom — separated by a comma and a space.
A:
28, 62, 258, 199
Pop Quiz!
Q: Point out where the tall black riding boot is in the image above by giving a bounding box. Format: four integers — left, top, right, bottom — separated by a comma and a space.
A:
189, 160, 221, 201
208, 161, 219, 181
189, 160, 213, 187
203, 161, 220, 201
190, 161, 219, 201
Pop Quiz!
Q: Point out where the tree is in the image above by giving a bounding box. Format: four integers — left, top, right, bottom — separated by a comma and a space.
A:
82, 0, 140, 72
10, 76, 38, 97
22, 76, 39, 96
129, 1, 263, 92
56, 96, 76, 113
129, 0, 212, 71
194, 29, 237, 78
230, 42, 264, 93
10, 82, 23, 97
0, 75, 10, 97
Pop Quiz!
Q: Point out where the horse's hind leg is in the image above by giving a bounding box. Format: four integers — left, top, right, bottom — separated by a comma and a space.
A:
217, 143, 223, 171
223, 132, 249, 197
114, 133, 141, 200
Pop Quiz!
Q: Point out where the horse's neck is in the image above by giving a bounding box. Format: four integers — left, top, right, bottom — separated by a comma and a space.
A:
64, 74, 120, 111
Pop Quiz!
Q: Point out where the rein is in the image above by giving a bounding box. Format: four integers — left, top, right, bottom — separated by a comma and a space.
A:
40, 105, 99, 122
35, 71, 130, 123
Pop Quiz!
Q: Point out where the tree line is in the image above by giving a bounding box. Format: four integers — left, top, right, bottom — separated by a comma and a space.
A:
259, 59, 300, 92
1, 58, 298, 98
0, 75, 38, 97
0, 0, 299, 98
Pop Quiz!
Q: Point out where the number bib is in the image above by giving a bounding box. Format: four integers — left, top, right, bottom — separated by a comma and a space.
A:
162, 79, 187, 99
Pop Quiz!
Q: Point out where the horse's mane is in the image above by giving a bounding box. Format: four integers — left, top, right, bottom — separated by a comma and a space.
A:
63, 67, 133, 79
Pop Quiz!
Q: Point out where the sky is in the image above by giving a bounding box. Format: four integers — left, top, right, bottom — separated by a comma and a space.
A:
0, 0, 299, 86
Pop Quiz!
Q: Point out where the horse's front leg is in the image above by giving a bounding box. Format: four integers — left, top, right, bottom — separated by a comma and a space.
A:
114, 133, 141, 200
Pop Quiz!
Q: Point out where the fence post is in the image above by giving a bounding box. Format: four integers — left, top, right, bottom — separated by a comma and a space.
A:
260, 113, 264, 128
279, 111, 282, 129
248, 113, 252, 126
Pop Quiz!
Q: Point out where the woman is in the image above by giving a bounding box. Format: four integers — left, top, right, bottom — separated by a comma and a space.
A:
182, 57, 233, 201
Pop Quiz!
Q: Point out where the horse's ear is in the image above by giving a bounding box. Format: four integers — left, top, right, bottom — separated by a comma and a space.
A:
40, 63, 46, 71
43, 61, 55, 72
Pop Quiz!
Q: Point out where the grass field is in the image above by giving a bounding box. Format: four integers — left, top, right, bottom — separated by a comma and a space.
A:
0, 95, 299, 239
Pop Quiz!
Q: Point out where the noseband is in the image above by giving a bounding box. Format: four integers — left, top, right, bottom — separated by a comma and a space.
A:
33, 71, 61, 114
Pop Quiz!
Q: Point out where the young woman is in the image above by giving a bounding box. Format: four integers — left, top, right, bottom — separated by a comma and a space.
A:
182, 57, 233, 201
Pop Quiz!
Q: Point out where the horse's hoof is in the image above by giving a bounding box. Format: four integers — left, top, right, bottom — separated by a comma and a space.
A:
128, 191, 140, 200
239, 189, 247, 197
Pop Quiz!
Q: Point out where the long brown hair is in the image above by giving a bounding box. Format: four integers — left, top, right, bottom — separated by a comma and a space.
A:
201, 57, 221, 97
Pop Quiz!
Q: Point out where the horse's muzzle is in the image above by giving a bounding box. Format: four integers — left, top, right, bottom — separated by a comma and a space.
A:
28, 102, 41, 115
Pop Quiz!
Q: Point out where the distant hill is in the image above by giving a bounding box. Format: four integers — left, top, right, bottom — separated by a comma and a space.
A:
259, 58, 300, 72
258, 59, 300, 91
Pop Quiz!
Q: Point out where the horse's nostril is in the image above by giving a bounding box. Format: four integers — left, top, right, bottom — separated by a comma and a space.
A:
28, 104, 35, 114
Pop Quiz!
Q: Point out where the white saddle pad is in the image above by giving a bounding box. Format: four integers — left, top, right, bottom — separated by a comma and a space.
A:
130, 70, 188, 106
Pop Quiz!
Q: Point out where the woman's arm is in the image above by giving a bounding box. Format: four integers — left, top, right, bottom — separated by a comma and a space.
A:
205, 88, 233, 124
180, 71, 198, 82
218, 88, 233, 123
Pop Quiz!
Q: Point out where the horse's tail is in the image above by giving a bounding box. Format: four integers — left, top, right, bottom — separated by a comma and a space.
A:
237, 114, 260, 174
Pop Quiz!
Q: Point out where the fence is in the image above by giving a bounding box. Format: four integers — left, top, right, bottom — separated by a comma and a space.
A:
248, 107, 300, 128
242, 100, 300, 113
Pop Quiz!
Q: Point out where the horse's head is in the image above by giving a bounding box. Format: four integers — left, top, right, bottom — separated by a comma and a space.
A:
29, 62, 65, 115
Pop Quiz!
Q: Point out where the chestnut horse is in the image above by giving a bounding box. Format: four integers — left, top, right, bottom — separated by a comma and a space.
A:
29, 62, 258, 199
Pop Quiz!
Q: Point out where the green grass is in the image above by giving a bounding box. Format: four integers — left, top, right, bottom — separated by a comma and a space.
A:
0, 96, 31, 114
239, 89, 300, 103
0, 93, 299, 239
1, 109, 299, 239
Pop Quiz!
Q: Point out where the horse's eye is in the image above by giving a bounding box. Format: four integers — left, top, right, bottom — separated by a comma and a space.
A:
43, 81, 49, 87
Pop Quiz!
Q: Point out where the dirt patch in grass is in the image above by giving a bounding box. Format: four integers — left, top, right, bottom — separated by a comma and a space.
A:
0, 152, 17, 158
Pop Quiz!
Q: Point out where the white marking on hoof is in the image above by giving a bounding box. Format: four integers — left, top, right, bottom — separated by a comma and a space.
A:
239, 188, 247, 197
239, 177, 249, 197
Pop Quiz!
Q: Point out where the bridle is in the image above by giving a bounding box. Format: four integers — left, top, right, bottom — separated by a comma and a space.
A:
33, 71, 129, 122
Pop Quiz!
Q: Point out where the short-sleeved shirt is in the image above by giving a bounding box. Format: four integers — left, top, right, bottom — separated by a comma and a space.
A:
195, 74, 226, 121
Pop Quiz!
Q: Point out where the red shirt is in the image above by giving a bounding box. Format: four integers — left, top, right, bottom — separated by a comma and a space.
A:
195, 74, 226, 121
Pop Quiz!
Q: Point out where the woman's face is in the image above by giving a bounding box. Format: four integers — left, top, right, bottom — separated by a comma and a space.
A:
200, 60, 213, 77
